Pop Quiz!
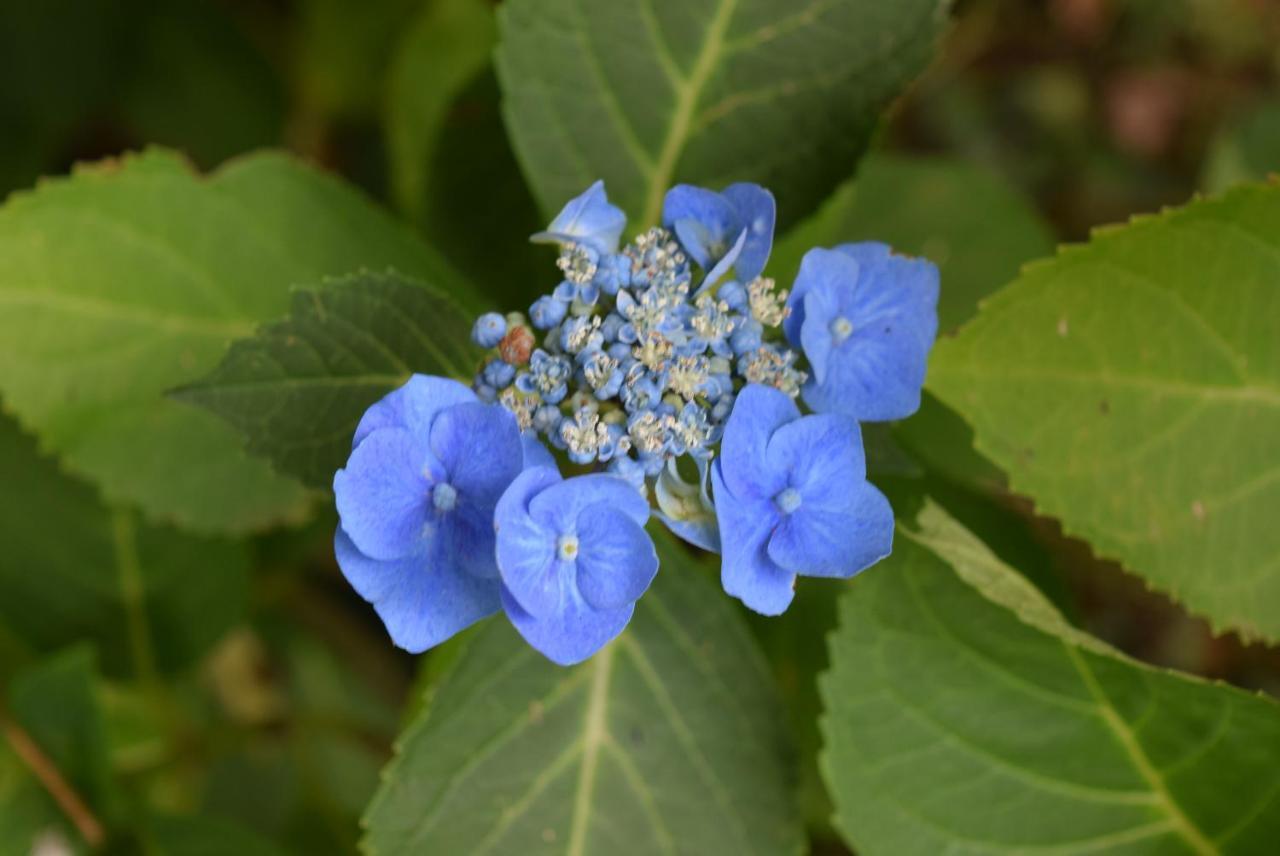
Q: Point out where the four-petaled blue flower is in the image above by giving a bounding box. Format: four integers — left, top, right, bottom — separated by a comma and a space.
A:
712, 384, 894, 616
495, 468, 658, 665
784, 243, 939, 422
663, 183, 776, 287
333, 376, 530, 652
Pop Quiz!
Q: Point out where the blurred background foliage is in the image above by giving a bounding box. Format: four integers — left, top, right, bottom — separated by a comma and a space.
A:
0, 0, 1277, 853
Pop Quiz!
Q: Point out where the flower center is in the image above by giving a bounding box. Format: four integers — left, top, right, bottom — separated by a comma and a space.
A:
775, 487, 802, 515
432, 482, 458, 513
830, 316, 853, 343
557, 534, 580, 561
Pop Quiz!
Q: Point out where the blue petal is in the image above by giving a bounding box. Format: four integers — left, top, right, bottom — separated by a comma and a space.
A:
784, 247, 859, 347
334, 427, 437, 561
767, 482, 894, 579
711, 462, 795, 615
719, 384, 797, 500
440, 500, 502, 580
765, 413, 866, 502
799, 288, 838, 386
657, 514, 722, 553
699, 227, 747, 291
494, 467, 564, 618
528, 473, 650, 533
654, 457, 720, 552
352, 375, 476, 449
334, 528, 499, 654
575, 507, 658, 610
836, 241, 940, 348
663, 185, 738, 269
429, 402, 524, 506
501, 584, 632, 666
521, 433, 556, 470
801, 325, 930, 421
531, 180, 626, 254
722, 183, 775, 281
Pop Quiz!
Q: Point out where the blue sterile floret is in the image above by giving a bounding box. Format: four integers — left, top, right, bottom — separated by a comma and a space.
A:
495, 467, 658, 665
333, 376, 531, 652
711, 384, 895, 615
785, 243, 940, 422
333, 178, 939, 666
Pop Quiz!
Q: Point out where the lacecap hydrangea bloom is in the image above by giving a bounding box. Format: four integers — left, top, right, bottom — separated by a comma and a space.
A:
333, 179, 939, 665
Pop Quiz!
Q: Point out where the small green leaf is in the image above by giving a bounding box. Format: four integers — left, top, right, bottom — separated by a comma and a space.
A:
149, 814, 289, 856
1203, 99, 1280, 195
384, 0, 497, 223
497, 0, 952, 227
176, 271, 478, 490
363, 533, 803, 855
6, 647, 112, 819
771, 153, 1055, 332
385, 0, 545, 305
928, 182, 1280, 642
0, 148, 460, 533
0, 415, 249, 679
820, 502, 1280, 855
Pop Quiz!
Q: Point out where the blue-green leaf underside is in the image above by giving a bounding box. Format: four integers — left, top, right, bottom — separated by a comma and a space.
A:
363, 533, 803, 855
820, 501, 1280, 855
497, 0, 951, 228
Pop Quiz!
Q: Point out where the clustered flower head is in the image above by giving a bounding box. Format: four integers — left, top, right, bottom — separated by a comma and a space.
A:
333, 179, 939, 665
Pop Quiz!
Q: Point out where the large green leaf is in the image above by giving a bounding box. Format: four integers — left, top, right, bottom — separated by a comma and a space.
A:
928, 182, 1280, 641
363, 533, 802, 855
0, 414, 248, 679
176, 271, 478, 490
771, 153, 1054, 333
0, 148, 460, 533
496, 0, 951, 227
820, 502, 1280, 855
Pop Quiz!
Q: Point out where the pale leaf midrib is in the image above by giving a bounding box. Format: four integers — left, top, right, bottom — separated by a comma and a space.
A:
1063, 645, 1219, 856
640, 0, 740, 226
566, 643, 615, 856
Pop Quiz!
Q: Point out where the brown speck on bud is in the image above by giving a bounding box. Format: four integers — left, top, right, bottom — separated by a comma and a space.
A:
499, 325, 535, 366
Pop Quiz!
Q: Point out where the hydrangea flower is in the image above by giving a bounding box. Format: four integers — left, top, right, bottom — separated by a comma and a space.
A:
333, 376, 529, 651
471, 180, 805, 518
494, 468, 658, 665
784, 243, 939, 422
332, 179, 940, 666
663, 183, 776, 287
711, 384, 894, 615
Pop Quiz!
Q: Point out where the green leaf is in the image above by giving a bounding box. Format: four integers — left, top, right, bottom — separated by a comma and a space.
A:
496, 0, 952, 228
176, 271, 478, 490
0, 148, 461, 533
384, 0, 546, 305
928, 182, 1280, 642
149, 814, 289, 856
0, 414, 249, 678
771, 153, 1055, 332
820, 501, 1280, 855
293, 0, 422, 120
6, 647, 112, 818
363, 533, 802, 855
384, 0, 497, 223
1203, 99, 1280, 195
